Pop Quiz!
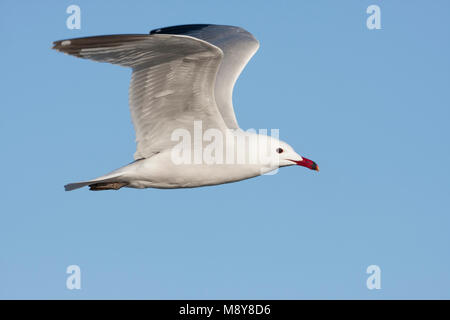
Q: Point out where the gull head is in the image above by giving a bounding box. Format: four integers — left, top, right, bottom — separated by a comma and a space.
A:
252, 134, 319, 171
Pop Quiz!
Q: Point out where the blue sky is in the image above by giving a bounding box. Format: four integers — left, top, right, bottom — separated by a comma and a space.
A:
1, 0, 449, 299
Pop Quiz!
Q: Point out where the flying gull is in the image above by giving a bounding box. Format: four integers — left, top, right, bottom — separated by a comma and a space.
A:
53, 24, 319, 191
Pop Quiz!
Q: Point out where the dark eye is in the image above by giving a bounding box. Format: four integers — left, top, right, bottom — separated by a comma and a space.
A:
276, 148, 284, 154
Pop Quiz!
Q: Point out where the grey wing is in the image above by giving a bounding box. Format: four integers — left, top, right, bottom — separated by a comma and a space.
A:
151, 24, 260, 129
53, 33, 227, 160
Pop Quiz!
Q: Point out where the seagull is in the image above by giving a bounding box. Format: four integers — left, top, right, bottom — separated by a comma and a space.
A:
53, 24, 319, 191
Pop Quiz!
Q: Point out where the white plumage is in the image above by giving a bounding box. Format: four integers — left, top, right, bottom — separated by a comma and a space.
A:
53, 24, 318, 191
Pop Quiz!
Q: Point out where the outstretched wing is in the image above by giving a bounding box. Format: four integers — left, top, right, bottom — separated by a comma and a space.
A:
151, 24, 260, 129
53, 34, 227, 159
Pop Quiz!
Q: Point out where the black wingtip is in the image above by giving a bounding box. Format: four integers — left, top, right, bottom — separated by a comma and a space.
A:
150, 24, 212, 35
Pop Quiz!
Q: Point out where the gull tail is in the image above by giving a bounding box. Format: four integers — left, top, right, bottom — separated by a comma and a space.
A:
64, 172, 127, 192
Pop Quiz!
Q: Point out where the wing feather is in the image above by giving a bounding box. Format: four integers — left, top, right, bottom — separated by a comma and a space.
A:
151, 24, 260, 129
53, 33, 227, 159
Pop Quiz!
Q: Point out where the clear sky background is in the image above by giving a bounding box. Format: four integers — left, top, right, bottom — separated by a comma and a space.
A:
1, 0, 449, 299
